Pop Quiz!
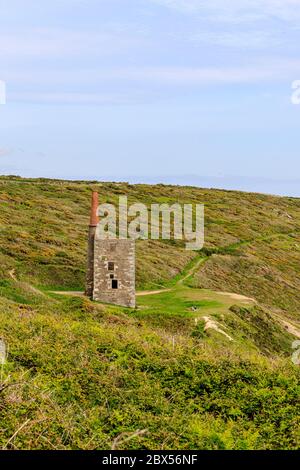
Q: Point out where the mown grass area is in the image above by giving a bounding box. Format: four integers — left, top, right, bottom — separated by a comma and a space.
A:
0, 176, 299, 450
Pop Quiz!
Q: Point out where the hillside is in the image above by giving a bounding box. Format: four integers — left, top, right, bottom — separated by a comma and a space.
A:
0, 176, 299, 450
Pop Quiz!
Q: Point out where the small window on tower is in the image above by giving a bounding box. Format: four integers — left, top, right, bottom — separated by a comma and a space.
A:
108, 262, 114, 271
112, 279, 118, 289
110, 274, 114, 279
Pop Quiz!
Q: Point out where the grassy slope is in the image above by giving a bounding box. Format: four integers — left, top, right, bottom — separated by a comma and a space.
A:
0, 176, 299, 450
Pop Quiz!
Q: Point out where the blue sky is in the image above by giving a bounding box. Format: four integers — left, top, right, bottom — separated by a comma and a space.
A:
0, 0, 300, 195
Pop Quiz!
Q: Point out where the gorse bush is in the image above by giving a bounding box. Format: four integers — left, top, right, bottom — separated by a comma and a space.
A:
0, 177, 299, 450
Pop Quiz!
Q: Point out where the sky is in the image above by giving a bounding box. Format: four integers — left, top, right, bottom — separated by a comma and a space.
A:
0, 0, 300, 196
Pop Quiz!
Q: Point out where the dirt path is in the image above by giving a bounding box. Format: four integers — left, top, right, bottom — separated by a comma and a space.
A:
8, 268, 47, 297
8, 269, 17, 282
49, 288, 300, 341
270, 312, 300, 339
48, 232, 299, 304
49, 253, 207, 298
51, 291, 85, 297
136, 289, 171, 297
51, 289, 172, 297
136, 254, 208, 296
177, 256, 208, 285
47, 252, 237, 299
216, 292, 256, 303
202, 316, 234, 342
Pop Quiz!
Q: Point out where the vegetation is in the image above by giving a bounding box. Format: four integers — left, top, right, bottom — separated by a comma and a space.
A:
0, 176, 299, 450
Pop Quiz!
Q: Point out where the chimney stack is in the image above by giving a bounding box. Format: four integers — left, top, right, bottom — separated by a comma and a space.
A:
89, 190, 99, 227
85, 191, 99, 298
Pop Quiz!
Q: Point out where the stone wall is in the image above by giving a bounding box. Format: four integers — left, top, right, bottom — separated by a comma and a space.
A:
93, 238, 135, 308
85, 226, 96, 297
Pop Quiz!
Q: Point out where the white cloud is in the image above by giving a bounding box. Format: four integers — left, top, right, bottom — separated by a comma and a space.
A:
5, 59, 300, 106
0, 148, 12, 157
151, 0, 300, 22
104, 61, 300, 84
0, 27, 142, 59
9, 91, 136, 105
190, 30, 282, 48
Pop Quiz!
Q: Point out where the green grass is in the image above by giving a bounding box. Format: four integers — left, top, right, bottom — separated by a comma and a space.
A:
0, 287, 299, 450
0, 176, 299, 450
138, 288, 223, 316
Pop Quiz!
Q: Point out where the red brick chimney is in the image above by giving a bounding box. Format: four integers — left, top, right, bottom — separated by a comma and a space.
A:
89, 191, 99, 227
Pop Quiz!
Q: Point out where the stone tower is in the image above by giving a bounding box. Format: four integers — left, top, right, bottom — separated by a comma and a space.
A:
85, 191, 136, 308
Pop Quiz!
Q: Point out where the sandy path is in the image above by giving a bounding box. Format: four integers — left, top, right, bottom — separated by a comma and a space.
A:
202, 316, 233, 341
216, 292, 256, 303
136, 289, 171, 297
8, 269, 17, 281
270, 312, 300, 339
50, 289, 172, 297
51, 291, 85, 297
8, 268, 47, 297
178, 257, 208, 285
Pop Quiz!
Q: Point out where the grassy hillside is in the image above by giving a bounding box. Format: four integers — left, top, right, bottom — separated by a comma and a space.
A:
0, 176, 299, 450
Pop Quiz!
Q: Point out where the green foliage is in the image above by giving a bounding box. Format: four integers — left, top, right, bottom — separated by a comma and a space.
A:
228, 305, 294, 356
191, 320, 206, 339
0, 176, 299, 450
0, 291, 299, 450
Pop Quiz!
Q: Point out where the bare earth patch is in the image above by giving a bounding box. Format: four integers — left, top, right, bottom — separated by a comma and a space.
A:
270, 313, 300, 339
136, 289, 172, 297
201, 316, 234, 342
51, 291, 84, 297
216, 292, 256, 303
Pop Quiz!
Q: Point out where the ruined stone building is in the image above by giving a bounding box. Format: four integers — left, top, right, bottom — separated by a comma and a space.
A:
85, 191, 136, 308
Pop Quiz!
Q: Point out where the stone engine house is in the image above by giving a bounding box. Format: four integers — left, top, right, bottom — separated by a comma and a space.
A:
85, 191, 136, 308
